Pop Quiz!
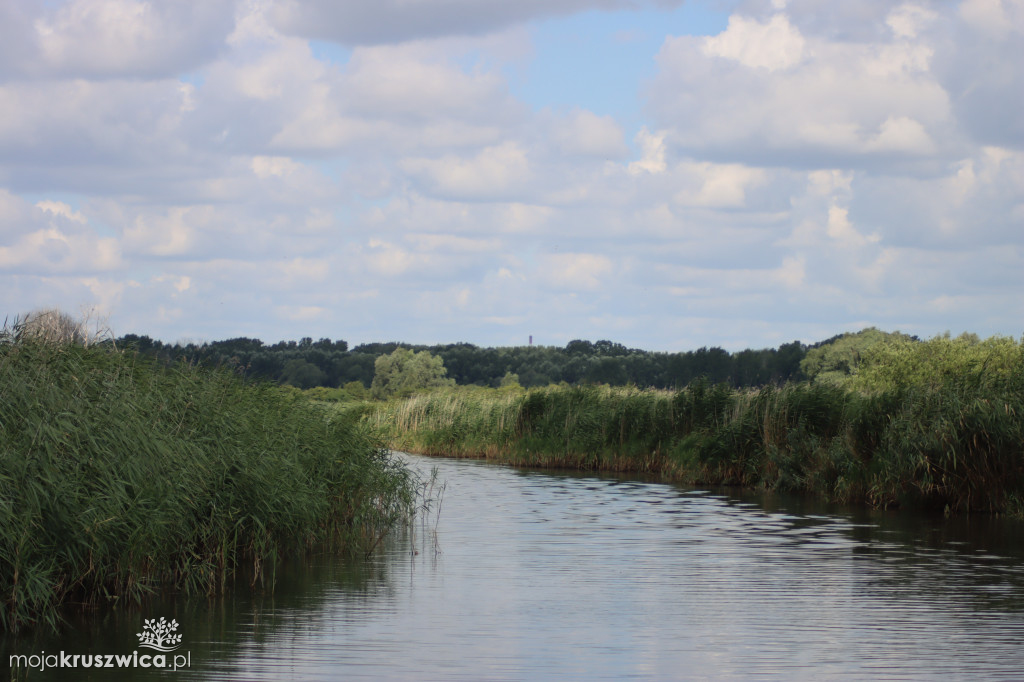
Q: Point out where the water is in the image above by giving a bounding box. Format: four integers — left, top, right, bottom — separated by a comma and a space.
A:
5, 453, 1024, 680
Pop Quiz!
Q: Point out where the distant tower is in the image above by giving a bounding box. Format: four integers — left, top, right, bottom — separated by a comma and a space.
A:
529, 335, 533, 346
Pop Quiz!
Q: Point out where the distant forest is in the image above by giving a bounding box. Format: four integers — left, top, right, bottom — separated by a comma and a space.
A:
116, 333, 820, 390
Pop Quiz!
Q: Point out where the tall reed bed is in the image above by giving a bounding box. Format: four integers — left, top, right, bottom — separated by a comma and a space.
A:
0, 339, 417, 632
371, 385, 678, 469
371, 374, 1024, 516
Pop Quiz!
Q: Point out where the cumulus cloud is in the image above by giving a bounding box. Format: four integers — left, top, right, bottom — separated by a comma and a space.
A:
249, 39, 526, 156
0, 78, 197, 170
540, 253, 615, 291
703, 13, 806, 70
401, 142, 532, 200
0, 0, 234, 80
672, 162, 768, 207
647, 1, 999, 171
0, 196, 121, 275
628, 128, 667, 175
550, 110, 629, 159
959, 0, 1023, 38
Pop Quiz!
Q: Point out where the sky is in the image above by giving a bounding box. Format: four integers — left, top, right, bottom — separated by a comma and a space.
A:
1, 0, 1022, 352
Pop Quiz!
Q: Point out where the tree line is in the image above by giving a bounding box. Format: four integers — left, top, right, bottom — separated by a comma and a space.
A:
116, 333, 810, 391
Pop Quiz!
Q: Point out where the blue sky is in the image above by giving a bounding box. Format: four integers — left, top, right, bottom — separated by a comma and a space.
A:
512, 5, 730, 123
1, 0, 1022, 351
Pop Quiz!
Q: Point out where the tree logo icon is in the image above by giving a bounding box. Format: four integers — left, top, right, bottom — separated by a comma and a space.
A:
137, 617, 183, 652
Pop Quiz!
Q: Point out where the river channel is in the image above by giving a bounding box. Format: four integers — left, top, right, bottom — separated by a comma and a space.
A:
5, 452, 1024, 680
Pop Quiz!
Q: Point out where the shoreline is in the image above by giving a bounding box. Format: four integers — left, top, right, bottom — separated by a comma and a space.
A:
368, 380, 1024, 518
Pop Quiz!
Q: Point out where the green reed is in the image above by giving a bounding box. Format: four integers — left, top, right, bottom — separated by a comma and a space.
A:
0, 339, 417, 632
371, 373, 1024, 517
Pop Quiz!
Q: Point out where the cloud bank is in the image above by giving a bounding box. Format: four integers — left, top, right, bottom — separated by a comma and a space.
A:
1, 0, 1022, 351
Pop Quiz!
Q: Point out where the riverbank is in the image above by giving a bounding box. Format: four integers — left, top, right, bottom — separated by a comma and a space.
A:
368, 370, 1024, 517
0, 338, 417, 632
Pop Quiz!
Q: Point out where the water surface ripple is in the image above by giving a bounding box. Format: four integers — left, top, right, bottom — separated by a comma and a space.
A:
209, 454, 1024, 681
8, 454, 1024, 680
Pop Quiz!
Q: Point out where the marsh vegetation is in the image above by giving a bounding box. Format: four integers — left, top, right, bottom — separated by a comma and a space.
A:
371, 333, 1024, 516
0, 317, 417, 632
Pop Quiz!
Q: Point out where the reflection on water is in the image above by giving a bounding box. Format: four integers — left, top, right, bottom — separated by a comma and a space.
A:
5, 453, 1024, 680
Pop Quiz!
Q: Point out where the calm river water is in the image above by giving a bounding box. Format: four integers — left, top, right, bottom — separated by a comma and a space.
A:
5, 453, 1024, 680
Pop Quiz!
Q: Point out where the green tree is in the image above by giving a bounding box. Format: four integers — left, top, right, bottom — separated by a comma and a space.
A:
800, 328, 914, 385
499, 371, 521, 388
566, 339, 595, 356
585, 357, 629, 385
341, 380, 370, 400
280, 358, 325, 389
852, 332, 1023, 392
371, 348, 455, 399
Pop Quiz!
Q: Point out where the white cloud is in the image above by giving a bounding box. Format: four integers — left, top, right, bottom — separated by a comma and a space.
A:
24, 0, 234, 79
342, 44, 513, 120
0, 227, 120, 274
401, 142, 532, 200
0, 201, 122, 275
650, 7, 955, 166
628, 128, 667, 175
959, 0, 1022, 38
550, 110, 628, 159
702, 13, 806, 71
807, 169, 853, 196
540, 253, 614, 291
265, 41, 523, 155
35, 200, 87, 224
865, 116, 936, 154
152, 273, 192, 294
776, 255, 806, 289
673, 162, 768, 207
364, 240, 422, 277
123, 207, 205, 257
825, 205, 878, 247
250, 155, 300, 179
886, 4, 938, 39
